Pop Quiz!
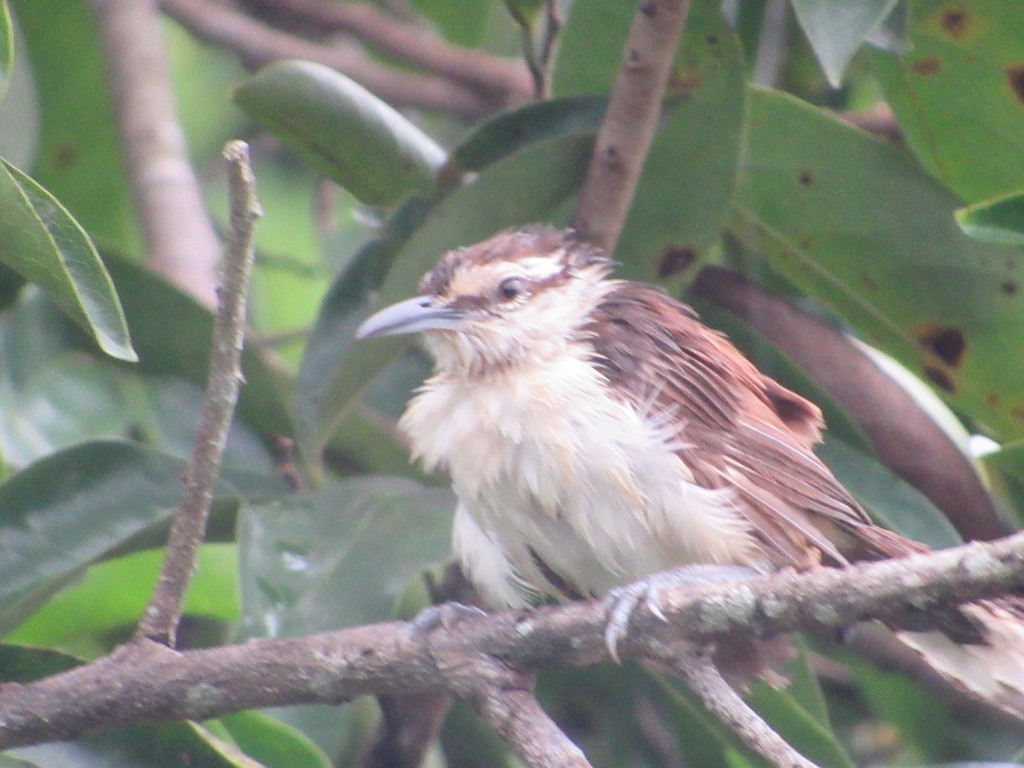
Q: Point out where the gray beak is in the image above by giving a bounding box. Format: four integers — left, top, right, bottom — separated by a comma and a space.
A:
356, 295, 466, 339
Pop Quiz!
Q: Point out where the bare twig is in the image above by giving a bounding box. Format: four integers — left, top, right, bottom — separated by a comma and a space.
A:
160, 0, 506, 117
667, 653, 818, 768
136, 141, 262, 646
572, 0, 693, 253
4, 532, 1024, 750
90, 0, 221, 306
472, 683, 593, 768
243, 0, 532, 103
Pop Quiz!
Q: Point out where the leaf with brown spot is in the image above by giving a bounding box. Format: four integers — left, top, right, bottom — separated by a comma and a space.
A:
872, 0, 1024, 201
733, 88, 1024, 439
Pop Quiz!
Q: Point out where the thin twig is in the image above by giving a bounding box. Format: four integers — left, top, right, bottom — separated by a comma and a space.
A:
667, 653, 819, 768
4, 532, 1024, 749
136, 141, 262, 646
572, 0, 693, 253
160, 0, 504, 117
90, 0, 221, 306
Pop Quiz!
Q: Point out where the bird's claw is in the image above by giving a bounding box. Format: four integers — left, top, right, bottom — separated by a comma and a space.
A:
404, 601, 487, 638
602, 564, 759, 663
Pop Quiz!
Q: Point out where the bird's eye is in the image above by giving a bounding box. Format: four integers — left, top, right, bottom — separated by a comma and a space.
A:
498, 276, 528, 302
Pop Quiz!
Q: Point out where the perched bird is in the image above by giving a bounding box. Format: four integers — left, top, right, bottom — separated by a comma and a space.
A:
357, 225, 1024, 713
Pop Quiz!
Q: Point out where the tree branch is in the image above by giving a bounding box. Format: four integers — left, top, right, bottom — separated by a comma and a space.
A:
160, 0, 509, 118
572, 0, 693, 252
666, 653, 818, 768
136, 141, 262, 646
90, 0, 221, 306
242, 0, 532, 103
3, 532, 1024, 751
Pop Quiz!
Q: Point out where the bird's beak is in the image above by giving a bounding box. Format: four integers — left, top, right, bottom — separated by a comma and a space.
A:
356, 295, 466, 339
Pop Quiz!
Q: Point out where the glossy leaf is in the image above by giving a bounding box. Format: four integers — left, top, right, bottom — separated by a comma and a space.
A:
790, 0, 901, 87
9, 0, 137, 250
237, 476, 454, 637
615, 2, 746, 284
452, 95, 606, 172
0, 441, 220, 634
234, 60, 446, 206
956, 191, 1024, 246
871, 0, 1024, 202
552, 0, 634, 95
294, 133, 593, 456
294, 197, 430, 464
732, 86, 1024, 439
819, 437, 962, 548
0, 162, 135, 361
11, 722, 254, 768
214, 712, 333, 768
6, 545, 239, 656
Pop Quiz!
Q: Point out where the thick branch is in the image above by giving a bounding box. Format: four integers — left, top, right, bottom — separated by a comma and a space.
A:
244, 0, 531, 102
3, 533, 1024, 749
572, 0, 692, 252
90, 0, 221, 306
136, 141, 262, 646
160, 0, 503, 117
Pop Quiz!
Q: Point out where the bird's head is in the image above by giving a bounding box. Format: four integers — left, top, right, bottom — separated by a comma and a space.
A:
356, 226, 615, 375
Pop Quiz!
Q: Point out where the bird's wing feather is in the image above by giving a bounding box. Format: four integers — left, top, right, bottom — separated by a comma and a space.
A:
585, 283, 915, 567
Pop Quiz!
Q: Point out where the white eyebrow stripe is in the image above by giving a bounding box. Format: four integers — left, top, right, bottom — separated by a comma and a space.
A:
510, 254, 565, 281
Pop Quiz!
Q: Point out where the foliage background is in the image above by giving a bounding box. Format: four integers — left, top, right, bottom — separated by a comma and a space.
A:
1, 0, 1024, 766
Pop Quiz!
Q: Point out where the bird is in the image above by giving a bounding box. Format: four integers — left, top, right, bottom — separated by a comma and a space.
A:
356, 225, 1024, 714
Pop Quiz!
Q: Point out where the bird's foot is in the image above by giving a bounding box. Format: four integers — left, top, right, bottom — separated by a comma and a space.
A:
603, 564, 757, 662
404, 601, 487, 638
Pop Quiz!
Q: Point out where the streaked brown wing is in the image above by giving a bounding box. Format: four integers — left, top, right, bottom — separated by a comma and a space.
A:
586, 282, 918, 568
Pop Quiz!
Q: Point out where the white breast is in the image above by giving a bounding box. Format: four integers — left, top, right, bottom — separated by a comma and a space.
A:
400, 346, 761, 608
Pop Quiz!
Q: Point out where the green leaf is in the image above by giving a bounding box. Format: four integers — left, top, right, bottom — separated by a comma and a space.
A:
410, 0, 490, 46
790, 0, 901, 87
294, 132, 593, 457
956, 191, 1024, 245
234, 60, 446, 206
6, 545, 239, 656
294, 198, 430, 465
732, 86, 1024, 439
0, 441, 190, 634
871, 0, 1024, 202
214, 711, 332, 768
452, 95, 606, 172
0, 0, 12, 103
0, 162, 135, 361
615, 3, 746, 284
746, 679, 856, 768
818, 437, 962, 548
11, 722, 258, 768
552, 0, 634, 95
101, 254, 293, 441
9, 0, 137, 250
237, 476, 454, 637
